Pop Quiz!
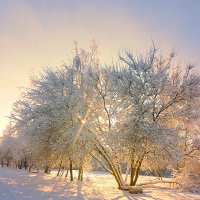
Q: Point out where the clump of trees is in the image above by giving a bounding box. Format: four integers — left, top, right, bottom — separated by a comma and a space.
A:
0, 42, 200, 191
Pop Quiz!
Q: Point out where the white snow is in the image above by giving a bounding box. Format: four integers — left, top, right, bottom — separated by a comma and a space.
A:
0, 167, 199, 200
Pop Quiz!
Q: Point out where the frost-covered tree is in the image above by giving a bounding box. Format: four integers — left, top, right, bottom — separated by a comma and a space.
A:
11, 67, 89, 172
4, 44, 200, 191
83, 47, 200, 189
10, 41, 99, 175
0, 123, 16, 167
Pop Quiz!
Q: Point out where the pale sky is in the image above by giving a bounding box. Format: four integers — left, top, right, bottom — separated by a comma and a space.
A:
0, 0, 200, 133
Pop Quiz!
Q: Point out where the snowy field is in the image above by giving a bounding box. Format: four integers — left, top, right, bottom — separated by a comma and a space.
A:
0, 167, 199, 200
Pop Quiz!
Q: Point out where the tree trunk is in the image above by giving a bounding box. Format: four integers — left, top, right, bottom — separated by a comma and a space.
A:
156, 169, 163, 180
130, 157, 139, 186
24, 158, 28, 169
1, 160, 3, 167
65, 169, 69, 178
132, 163, 141, 186
69, 160, 73, 181
93, 138, 128, 190
44, 165, 51, 174
57, 159, 63, 176
7, 160, 11, 167
130, 160, 136, 186
81, 170, 83, 181
60, 167, 65, 177
78, 166, 83, 181
18, 160, 22, 169
130, 156, 144, 186
28, 164, 33, 172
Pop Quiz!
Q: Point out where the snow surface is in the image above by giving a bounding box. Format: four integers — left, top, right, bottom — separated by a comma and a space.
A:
0, 167, 199, 200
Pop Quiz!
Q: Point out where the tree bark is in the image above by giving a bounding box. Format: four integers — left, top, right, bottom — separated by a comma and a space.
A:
130, 159, 136, 186
24, 158, 28, 169
93, 139, 128, 190
69, 160, 73, 181
65, 169, 69, 178
44, 165, 51, 174
57, 159, 63, 176
130, 156, 144, 186
78, 166, 83, 181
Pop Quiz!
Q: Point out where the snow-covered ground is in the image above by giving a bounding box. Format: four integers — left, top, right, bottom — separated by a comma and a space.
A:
0, 167, 199, 200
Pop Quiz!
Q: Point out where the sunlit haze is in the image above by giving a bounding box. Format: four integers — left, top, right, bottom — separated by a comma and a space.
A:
0, 0, 200, 132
